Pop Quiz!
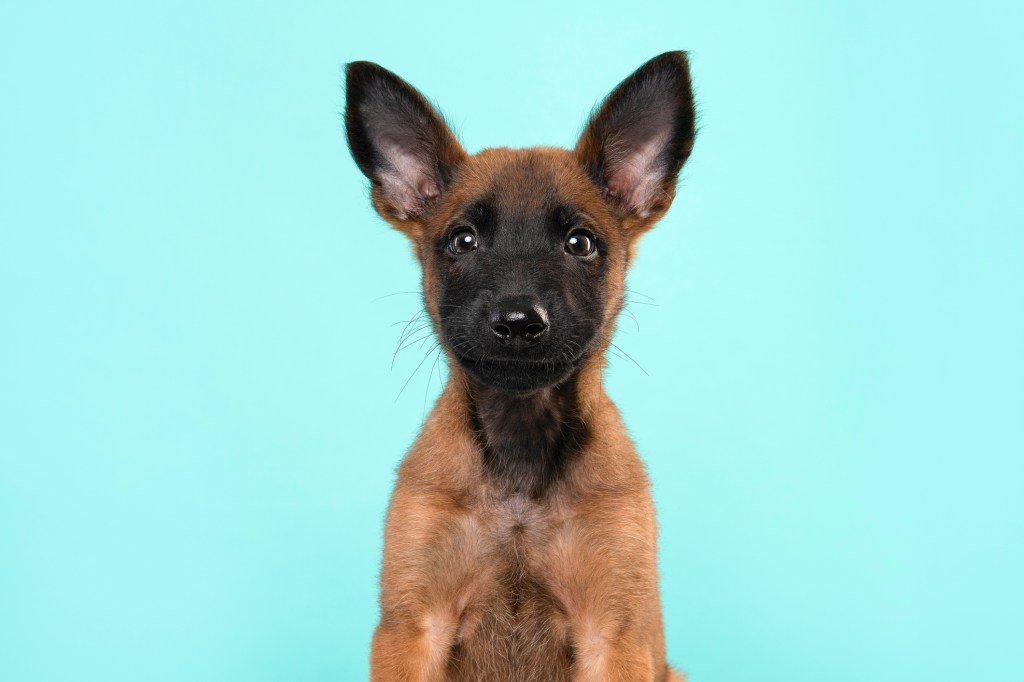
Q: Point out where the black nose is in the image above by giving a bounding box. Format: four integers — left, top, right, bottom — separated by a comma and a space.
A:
489, 297, 549, 345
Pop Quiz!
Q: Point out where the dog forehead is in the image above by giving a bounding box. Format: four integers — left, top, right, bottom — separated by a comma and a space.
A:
439, 147, 608, 225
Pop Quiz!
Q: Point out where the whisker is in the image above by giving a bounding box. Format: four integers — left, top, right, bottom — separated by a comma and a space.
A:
396, 342, 440, 402
435, 346, 446, 388
391, 308, 431, 370
424, 345, 443, 416
393, 328, 434, 357
389, 314, 427, 327
370, 290, 421, 302
393, 309, 427, 346
394, 326, 432, 349
620, 306, 641, 333
417, 330, 438, 350
625, 288, 657, 302
393, 331, 435, 360
395, 322, 432, 342
610, 342, 649, 376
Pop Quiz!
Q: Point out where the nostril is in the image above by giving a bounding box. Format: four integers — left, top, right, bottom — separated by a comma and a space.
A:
525, 322, 547, 338
491, 324, 512, 343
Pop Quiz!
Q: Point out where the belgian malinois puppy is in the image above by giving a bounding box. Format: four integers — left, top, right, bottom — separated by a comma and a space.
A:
344, 51, 696, 681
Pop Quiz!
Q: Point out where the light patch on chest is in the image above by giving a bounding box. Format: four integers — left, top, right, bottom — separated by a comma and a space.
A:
490, 492, 541, 528
448, 491, 563, 628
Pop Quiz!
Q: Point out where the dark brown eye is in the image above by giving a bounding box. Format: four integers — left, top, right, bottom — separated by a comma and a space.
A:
449, 228, 478, 255
564, 229, 596, 257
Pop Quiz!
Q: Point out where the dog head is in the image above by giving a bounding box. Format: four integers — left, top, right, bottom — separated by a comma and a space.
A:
345, 53, 696, 393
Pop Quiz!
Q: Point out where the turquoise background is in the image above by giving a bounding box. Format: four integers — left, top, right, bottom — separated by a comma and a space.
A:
2, 1, 1022, 680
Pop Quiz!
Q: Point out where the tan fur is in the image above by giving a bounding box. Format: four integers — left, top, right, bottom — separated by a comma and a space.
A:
368, 147, 683, 681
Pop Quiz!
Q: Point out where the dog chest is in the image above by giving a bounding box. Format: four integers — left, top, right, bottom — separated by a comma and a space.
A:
445, 492, 575, 680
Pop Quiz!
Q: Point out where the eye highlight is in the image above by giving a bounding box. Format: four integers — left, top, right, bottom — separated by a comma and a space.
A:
448, 227, 478, 255
564, 229, 597, 258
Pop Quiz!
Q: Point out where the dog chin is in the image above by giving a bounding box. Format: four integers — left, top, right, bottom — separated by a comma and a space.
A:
455, 355, 578, 393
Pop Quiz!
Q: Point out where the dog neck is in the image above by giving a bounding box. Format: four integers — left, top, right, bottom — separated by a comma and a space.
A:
460, 361, 600, 498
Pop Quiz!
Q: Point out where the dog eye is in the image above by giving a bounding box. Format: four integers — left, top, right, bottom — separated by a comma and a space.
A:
448, 228, 478, 255
564, 229, 596, 257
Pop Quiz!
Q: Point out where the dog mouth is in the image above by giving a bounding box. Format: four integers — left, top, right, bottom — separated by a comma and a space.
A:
452, 351, 584, 392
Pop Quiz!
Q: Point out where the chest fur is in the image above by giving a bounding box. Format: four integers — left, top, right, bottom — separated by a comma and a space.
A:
444, 493, 575, 680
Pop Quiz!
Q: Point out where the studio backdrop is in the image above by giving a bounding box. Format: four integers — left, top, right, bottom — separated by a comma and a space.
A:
1, 1, 1021, 681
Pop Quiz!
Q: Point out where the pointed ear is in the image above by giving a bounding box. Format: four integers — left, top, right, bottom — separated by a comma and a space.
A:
575, 51, 696, 220
345, 62, 465, 223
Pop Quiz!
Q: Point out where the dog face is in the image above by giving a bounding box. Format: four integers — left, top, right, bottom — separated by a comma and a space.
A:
345, 53, 695, 392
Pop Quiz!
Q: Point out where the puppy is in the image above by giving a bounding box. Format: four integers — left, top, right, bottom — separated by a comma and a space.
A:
344, 52, 696, 681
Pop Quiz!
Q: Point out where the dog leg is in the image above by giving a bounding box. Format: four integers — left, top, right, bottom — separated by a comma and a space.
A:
370, 611, 455, 682
369, 490, 492, 681
538, 493, 666, 682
